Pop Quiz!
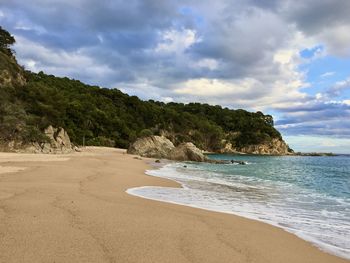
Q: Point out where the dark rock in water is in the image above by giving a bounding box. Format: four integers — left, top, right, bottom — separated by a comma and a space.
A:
183, 165, 187, 168
207, 159, 247, 165
230, 160, 246, 165
155, 159, 160, 163
207, 159, 230, 164
294, 152, 337, 156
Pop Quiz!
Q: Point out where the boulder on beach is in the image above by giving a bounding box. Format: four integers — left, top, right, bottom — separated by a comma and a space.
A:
127, 136, 175, 159
169, 142, 208, 162
128, 136, 208, 162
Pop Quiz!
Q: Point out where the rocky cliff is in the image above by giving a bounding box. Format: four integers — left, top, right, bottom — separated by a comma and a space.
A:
221, 138, 292, 155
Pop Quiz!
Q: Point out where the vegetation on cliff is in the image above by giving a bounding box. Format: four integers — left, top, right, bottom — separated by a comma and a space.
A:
0, 27, 289, 152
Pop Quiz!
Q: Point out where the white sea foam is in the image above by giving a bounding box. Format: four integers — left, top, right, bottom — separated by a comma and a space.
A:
127, 163, 350, 260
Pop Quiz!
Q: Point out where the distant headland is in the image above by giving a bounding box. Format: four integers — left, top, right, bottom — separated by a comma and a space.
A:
1, 26, 292, 155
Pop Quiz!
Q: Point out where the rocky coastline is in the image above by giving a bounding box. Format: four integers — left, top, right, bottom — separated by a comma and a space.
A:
127, 135, 294, 163
220, 138, 293, 155
127, 135, 208, 162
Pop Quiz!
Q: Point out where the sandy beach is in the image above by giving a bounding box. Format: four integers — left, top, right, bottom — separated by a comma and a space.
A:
0, 147, 348, 263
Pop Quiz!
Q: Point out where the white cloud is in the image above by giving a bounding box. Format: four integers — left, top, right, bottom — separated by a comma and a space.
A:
327, 77, 350, 96
155, 29, 199, 54
320, 71, 335, 78
14, 35, 115, 85
174, 78, 258, 97
315, 93, 323, 100
274, 49, 295, 64
192, 58, 219, 70
318, 25, 350, 57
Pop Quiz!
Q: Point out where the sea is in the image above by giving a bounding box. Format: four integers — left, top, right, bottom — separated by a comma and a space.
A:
127, 154, 350, 259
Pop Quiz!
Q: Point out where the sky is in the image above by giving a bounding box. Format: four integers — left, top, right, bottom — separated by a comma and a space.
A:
0, 0, 350, 153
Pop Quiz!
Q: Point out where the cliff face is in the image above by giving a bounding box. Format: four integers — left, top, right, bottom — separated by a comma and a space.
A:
221, 138, 292, 155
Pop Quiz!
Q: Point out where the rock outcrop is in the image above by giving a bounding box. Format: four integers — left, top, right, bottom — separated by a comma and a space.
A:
129, 136, 293, 159
169, 142, 208, 162
128, 136, 208, 162
7, 126, 75, 154
221, 138, 292, 155
220, 142, 242, 154
40, 125, 74, 153
127, 136, 175, 159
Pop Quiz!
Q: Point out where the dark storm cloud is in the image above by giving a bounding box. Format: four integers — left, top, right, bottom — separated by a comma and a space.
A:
276, 101, 350, 137
277, 120, 350, 138
276, 101, 350, 113
0, 0, 180, 49
283, 0, 350, 35
0, 0, 291, 85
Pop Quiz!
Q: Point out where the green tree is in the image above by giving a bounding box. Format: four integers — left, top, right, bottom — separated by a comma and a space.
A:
139, 129, 153, 137
0, 26, 15, 56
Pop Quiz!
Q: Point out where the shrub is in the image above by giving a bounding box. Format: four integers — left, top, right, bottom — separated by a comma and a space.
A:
86, 136, 115, 147
139, 129, 153, 137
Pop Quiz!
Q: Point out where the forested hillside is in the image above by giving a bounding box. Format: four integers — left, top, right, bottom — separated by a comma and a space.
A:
0, 26, 289, 153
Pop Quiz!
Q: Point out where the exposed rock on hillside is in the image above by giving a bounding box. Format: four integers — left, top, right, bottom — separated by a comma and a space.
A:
127, 136, 175, 158
169, 142, 208, 162
220, 142, 241, 154
4, 126, 75, 154
24, 126, 74, 154
41, 125, 74, 153
221, 138, 292, 155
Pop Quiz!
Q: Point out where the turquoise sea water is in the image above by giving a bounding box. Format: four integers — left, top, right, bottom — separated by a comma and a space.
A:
127, 155, 350, 259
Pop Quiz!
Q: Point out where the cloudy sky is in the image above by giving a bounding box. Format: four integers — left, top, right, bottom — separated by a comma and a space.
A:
1, 0, 350, 153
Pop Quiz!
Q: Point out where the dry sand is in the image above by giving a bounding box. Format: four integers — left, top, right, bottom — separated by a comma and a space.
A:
0, 147, 348, 263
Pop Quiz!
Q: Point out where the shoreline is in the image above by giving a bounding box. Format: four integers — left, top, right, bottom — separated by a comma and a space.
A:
127, 162, 349, 260
0, 147, 348, 262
